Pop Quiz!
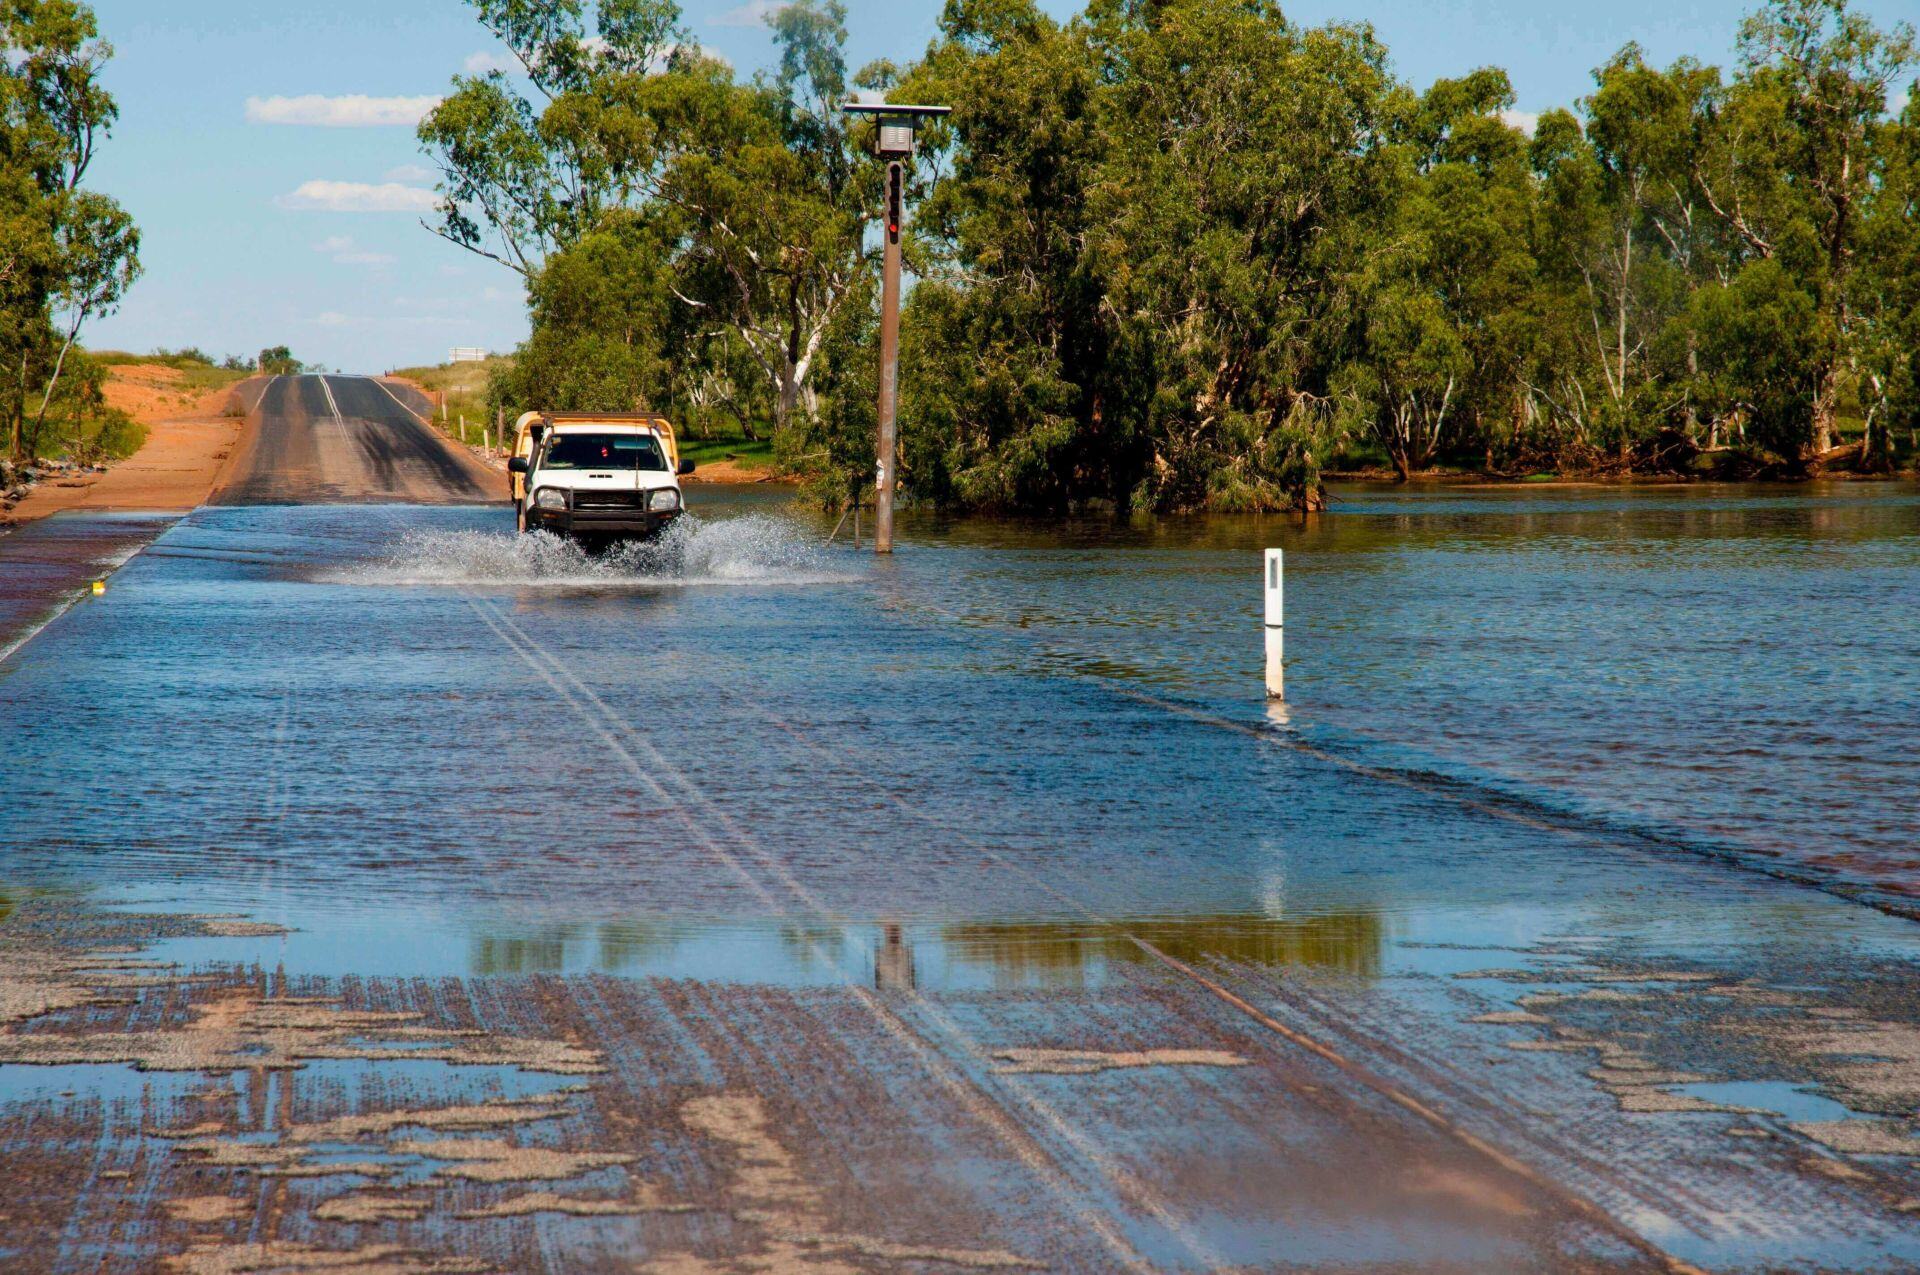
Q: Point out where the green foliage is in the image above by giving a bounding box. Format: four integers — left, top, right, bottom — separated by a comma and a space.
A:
1690, 258, 1822, 458
487, 210, 676, 416
31, 349, 138, 462
434, 0, 1920, 508
257, 345, 304, 376
426, 0, 882, 464
0, 0, 141, 460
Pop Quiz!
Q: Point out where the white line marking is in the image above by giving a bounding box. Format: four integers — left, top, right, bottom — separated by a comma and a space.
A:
316, 373, 344, 425
368, 376, 434, 426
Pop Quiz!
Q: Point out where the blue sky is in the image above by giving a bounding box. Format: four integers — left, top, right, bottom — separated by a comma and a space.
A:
84, 0, 1914, 373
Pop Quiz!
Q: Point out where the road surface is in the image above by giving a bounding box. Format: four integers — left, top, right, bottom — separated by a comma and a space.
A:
212, 374, 500, 506
1, 384, 1919, 1273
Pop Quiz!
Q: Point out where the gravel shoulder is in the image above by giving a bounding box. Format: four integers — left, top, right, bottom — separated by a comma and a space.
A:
1, 370, 263, 526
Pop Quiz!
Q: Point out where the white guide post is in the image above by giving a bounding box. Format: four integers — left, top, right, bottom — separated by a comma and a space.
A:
1264, 548, 1284, 701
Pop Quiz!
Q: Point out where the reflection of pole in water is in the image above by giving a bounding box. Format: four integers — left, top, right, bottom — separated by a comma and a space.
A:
875, 922, 915, 991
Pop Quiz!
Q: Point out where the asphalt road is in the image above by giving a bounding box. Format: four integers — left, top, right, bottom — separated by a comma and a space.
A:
2, 395, 1919, 1273
211, 374, 500, 506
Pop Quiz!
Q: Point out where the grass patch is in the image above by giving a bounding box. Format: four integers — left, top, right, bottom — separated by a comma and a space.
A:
87, 349, 255, 395
678, 431, 775, 471
389, 357, 513, 446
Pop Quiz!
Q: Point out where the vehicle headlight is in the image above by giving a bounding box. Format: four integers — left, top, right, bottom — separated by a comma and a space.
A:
648, 488, 681, 512
534, 487, 568, 510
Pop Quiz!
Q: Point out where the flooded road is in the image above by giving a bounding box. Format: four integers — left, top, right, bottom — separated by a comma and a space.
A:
3, 391, 1920, 1272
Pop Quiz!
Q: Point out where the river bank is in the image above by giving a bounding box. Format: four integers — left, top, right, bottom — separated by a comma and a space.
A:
0, 365, 260, 527
1324, 462, 1920, 489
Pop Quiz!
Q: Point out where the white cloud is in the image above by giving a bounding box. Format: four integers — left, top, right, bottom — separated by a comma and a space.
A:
279, 180, 439, 213
1894, 82, 1912, 116
711, 0, 785, 27
1499, 109, 1540, 136
463, 50, 515, 75
384, 163, 436, 183
312, 234, 397, 266
245, 94, 443, 128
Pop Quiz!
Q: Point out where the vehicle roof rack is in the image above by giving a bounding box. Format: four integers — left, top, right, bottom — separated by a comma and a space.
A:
539, 412, 670, 424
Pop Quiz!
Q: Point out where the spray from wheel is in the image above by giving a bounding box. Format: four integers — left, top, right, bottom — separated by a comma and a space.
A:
335, 514, 855, 589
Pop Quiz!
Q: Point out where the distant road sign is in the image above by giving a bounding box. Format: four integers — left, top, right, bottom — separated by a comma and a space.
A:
449, 347, 487, 363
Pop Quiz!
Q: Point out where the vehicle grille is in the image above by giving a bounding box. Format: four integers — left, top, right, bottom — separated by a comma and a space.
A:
571, 491, 643, 509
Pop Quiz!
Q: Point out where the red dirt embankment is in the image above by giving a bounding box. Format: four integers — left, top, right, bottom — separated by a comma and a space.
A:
2, 365, 258, 525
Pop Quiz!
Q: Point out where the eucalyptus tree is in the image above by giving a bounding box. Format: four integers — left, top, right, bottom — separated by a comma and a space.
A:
1696, 0, 1916, 456
0, 0, 138, 459
28, 189, 136, 453
417, 0, 688, 276
1852, 90, 1920, 461
1339, 70, 1537, 479
894, 0, 1109, 511
434, 0, 1919, 497
1576, 49, 1711, 443
487, 207, 681, 416
661, 0, 877, 434
1088, 0, 1395, 511
427, 0, 875, 435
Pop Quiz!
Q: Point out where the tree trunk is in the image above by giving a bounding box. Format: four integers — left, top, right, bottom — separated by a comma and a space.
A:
1811, 361, 1837, 456
32, 321, 83, 453
1685, 336, 1700, 440
1617, 219, 1632, 400
8, 352, 23, 459
775, 367, 798, 436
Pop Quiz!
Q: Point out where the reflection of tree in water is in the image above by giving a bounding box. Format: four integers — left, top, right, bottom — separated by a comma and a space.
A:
469, 920, 684, 975
466, 915, 1382, 986
776, 924, 851, 971
939, 912, 1385, 990
469, 920, 855, 976
0, 891, 12, 928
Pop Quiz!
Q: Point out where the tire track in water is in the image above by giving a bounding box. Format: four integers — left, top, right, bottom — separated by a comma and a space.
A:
670, 643, 1707, 1275
459, 591, 1177, 1273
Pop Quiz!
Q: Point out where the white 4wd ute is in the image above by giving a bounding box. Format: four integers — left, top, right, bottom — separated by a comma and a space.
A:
507, 413, 696, 540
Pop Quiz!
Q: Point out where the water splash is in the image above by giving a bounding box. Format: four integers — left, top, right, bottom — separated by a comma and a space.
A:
331, 515, 854, 589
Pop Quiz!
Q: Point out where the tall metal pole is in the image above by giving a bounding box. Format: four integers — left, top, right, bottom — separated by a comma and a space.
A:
874, 160, 904, 554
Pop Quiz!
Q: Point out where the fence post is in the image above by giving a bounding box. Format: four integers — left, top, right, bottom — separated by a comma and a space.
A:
1264, 548, 1284, 701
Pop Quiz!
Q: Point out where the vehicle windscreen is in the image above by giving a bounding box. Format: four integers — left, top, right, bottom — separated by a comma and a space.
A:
541, 433, 668, 471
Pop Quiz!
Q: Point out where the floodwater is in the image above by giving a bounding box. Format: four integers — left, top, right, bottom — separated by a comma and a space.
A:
3, 483, 1918, 979
5, 480, 1920, 1271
